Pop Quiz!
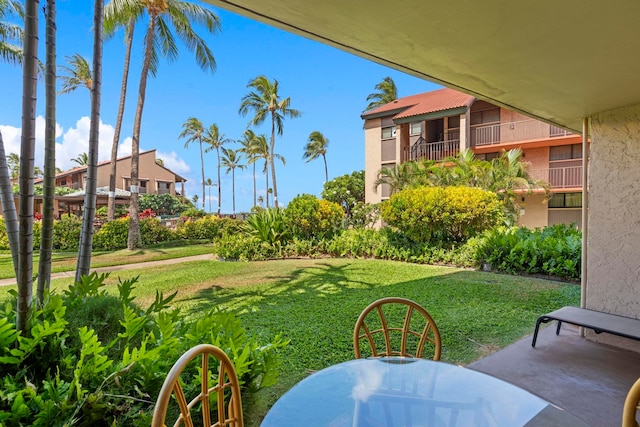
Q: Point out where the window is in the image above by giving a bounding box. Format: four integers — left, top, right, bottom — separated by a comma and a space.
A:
382, 126, 396, 139
550, 144, 582, 161
125, 178, 149, 193
157, 181, 171, 194
476, 152, 499, 161
447, 115, 460, 129
410, 122, 422, 135
548, 192, 582, 208
470, 107, 500, 125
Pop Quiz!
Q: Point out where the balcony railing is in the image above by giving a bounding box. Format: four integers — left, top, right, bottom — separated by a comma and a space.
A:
530, 166, 583, 189
471, 119, 574, 147
404, 138, 460, 162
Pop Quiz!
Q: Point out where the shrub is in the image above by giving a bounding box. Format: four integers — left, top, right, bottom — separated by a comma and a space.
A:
283, 194, 344, 239
0, 273, 288, 425
212, 234, 280, 261
93, 217, 129, 250
140, 217, 175, 246
176, 215, 241, 240
52, 214, 81, 250
139, 194, 190, 216
380, 186, 504, 246
243, 208, 289, 245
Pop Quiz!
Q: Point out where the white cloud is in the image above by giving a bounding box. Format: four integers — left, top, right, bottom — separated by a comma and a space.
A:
0, 117, 191, 177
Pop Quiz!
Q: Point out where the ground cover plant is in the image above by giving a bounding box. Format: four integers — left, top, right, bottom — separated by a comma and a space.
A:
0, 258, 581, 426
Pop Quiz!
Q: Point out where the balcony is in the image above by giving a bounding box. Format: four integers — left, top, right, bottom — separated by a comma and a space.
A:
471, 119, 574, 147
404, 137, 460, 162
530, 166, 583, 189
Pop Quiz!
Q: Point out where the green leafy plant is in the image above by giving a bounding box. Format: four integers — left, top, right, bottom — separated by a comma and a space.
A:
243, 208, 290, 245
284, 194, 344, 240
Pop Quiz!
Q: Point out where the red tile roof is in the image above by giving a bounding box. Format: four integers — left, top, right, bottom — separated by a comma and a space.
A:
362, 87, 475, 120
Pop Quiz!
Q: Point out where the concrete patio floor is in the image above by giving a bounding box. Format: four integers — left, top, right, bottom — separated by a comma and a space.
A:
468, 323, 640, 427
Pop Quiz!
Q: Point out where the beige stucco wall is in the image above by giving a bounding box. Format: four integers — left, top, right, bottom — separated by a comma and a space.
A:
587, 104, 640, 352
364, 118, 383, 205
518, 193, 547, 229
94, 151, 177, 195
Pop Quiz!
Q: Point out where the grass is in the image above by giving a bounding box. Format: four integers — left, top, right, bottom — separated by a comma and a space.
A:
0, 243, 214, 279
0, 257, 581, 426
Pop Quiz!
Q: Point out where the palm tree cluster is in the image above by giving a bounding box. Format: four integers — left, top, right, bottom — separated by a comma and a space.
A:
0, 0, 23, 66
374, 148, 549, 221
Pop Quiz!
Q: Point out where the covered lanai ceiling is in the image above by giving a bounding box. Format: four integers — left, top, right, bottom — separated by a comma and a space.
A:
204, 0, 640, 133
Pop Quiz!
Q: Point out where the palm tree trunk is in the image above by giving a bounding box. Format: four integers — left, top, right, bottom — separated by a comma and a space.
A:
270, 113, 278, 208
252, 163, 256, 207
199, 139, 205, 210
232, 169, 235, 215
17, 0, 39, 332
108, 19, 134, 221
37, 0, 56, 305
216, 146, 221, 216
265, 159, 269, 208
0, 132, 19, 279
323, 154, 328, 183
76, 0, 102, 279
128, 15, 156, 249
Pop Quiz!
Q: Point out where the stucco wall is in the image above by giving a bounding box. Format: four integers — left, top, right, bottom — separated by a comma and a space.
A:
518, 193, 547, 228
587, 104, 640, 351
364, 118, 383, 205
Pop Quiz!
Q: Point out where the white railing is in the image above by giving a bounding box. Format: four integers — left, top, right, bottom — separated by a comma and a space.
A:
471, 119, 574, 146
405, 139, 460, 162
530, 166, 583, 188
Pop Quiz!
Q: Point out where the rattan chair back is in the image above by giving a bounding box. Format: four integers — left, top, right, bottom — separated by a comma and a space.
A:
353, 297, 441, 360
623, 377, 640, 427
151, 344, 244, 427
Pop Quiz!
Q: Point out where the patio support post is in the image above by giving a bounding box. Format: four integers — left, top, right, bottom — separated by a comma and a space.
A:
581, 117, 589, 310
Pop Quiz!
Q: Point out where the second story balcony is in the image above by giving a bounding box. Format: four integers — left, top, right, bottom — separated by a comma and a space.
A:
530, 166, 583, 189
471, 119, 573, 147
403, 136, 460, 162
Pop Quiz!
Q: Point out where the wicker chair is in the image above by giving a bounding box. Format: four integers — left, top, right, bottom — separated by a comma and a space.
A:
151, 344, 244, 427
353, 297, 441, 360
623, 377, 640, 427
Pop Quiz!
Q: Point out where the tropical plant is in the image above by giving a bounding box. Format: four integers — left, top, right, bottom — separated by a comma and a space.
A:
249, 132, 284, 209
303, 130, 329, 183
0, 0, 23, 66
179, 117, 206, 210
58, 53, 92, 94
0, 134, 18, 278
206, 177, 214, 213
284, 194, 344, 240
238, 129, 260, 207
221, 147, 245, 215
373, 161, 421, 195
70, 152, 88, 166
76, 0, 104, 281
104, 13, 137, 221
203, 123, 232, 216
239, 75, 301, 208
6, 152, 19, 178
103, 0, 221, 250
365, 76, 397, 111
37, 0, 58, 303
243, 207, 289, 245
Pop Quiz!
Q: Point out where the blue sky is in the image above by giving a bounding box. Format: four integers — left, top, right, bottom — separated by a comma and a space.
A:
0, 1, 441, 214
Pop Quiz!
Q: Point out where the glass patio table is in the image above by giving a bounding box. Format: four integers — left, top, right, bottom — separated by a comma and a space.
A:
260, 357, 589, 427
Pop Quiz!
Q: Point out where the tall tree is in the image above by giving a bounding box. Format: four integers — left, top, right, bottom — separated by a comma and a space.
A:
303, 130, 329, 183
70, 152, 89, 166
17, 0, 38, 332
104, 13, 138, 221
0, 0, 23, 65
36, 0, 57, 305
365, 76, 397, 111
178, 117, 206, 210
206, 177, 213, 212
0, 134, 18, 280
203, 123, 231, 216
75, 0, 103, 280
220, 147, 245, 216
104, 0, 220, 249
6, 152, 19, 178
251, 133, 284, 209
58, 53, 92, 94
238, 129, 259, 208
239, 75, 301, 208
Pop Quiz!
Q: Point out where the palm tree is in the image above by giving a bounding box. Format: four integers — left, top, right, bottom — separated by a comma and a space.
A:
239, 75, 301, 208
238, 129, 260, 207
0, 0, 23, 66
203, 123, 232, 216
303, 131, 330, 183
179, 117, 206, 210
37, 0, 58, 303
16, 0, 39, 332
373, 162, 420, 196
70, 152, 88, 166
251, 133, 285, 209
75, 0, 103, 281
58, 53, 92, 94
104, 13, 138, 221
6, 152, 19, 178
0, 133, 18, 282
104, 0, 221, 250
220, 147, 245, 216
206, 177, 213, 212
365, 76, 397, 111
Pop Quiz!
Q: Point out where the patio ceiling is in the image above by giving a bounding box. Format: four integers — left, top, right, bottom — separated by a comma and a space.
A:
204, 0, 640, 133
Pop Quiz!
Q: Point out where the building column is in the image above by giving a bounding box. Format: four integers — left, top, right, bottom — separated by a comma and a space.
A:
459, 111, 470, 151
587, 103, 640, 352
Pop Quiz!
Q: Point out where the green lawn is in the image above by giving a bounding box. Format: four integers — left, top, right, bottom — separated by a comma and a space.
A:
0, 257, 580, 426
0, 243, 214, 279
